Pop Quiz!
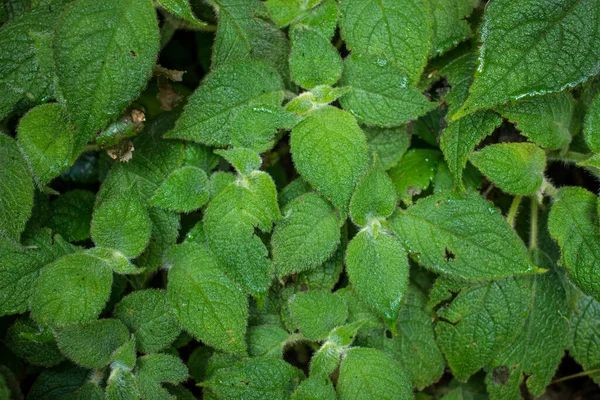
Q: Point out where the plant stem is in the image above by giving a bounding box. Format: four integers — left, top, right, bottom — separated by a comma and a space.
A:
551, 368, 600, 384
529, 198, 538, 250
507, 196, 522, 227
83, 144, 99, 152
541, 178, 559, 198
546, 151, 590, 164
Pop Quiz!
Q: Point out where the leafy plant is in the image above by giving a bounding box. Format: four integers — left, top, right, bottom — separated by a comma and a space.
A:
1, 0, 600, 399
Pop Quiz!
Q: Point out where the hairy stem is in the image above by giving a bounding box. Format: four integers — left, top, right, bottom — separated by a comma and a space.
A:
507, 196, 522, 227
551, 368, 600, 384
529, 198, 538, 250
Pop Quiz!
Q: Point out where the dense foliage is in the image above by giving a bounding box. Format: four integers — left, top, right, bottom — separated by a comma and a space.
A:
1, 0, 600, 399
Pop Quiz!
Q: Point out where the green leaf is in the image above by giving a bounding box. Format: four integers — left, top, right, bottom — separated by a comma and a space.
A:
429, 0, 478, 56
569, 291, 600, 386
86, 247, 141, 275
265, 0, 305, 27
469, 142, 546, 196
435, 48, 477, 119
298, 243, 345, 291
149, 166, 210, 212
91, 195, 152, 259
136, 207, 180, 273
30, 252, 114, 326
349, 156, 396, 227
114, 289, 181, 353
382, 285, 444, 390
388, 149, 442, 204
346, 230, 408, 328
340, 53, 436, 127
157, 0, 207, 26
434, 276, 532, 381
214, 147, 262, 176
203, 171, 279, 296
48, 190, 95, 242
364, 125, 411, 171
111, 336, 137, 372
6, 317, 64, 367
107, 369, 140, 400
206, 357, 303, 400
455, 0, 600, 118
337, 348, 413, 400
293, 376, 335, 400
0, 230, 75, 316
165, 242, 249, 355
17, 104, 77, 186
391, 190, 539, 280
548, 187, 600, 301
165, 61, 283, 146
291, 106, 369, 214
54, 0, 159, 142
288, 291, 348, 341
293, 0, 338, 39
28, 365, 90, 400
439, 111, 502, 190
247, 325, 290, 358
339, 0, 432, 83
0, 7, 60, 120
584, 92, 600, 152
136, 353, 188, 400
0, 133, 34, 241
272, 192, 340, 277
54, 319, 129, 368
184, 143, 220, 173
211, 0, 290, 84
484, 252, 569, 399
289, 25, 342, 89
498, 92, 574, 150
229, 105, 296, 153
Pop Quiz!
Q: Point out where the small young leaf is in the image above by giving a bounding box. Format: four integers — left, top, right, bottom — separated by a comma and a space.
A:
136, 353, 188, 400
388, 149, 442, 204
391, 190, 539, 280
247, 325, 290, 358
339, 0, 432, 83
86, 247, 141, 275
55, 0, 160, 141
214, 148, 262, 176
337, 348, 413, 400
30, 253, 114, 326
0, 133, 34, 241
206, 357, 304, 400
364, 125, 411, 171
48, 190, 95, 242
289, 25, 342, 89
272, 192, 340, 277
584, 92, 600, 153
340, 53, 436, 127
265, 0, 305, 27
149, 166, 210, 212
91, 195, 152, 259
429, 0, 478, 56
166, 61, 283, 146
136, 208, 180, 273
498, 92, 574, 150
346, 230, 409, 328
54, 319, 129, 368
298, 243, 345, 291
291, 106, 369, 214
469, 142, 546, 196
114, 289, 181, 353
156, 0, 207, 26
166, 242, 249, 355
289, 291, 348, 341
439, 111, 502, 190
548, 187, 600, 301
349, 155, 396, 227
6, 317, 64, 367
455, 0, 600, 118
107, 369, 140, 400
293, 376, 335, 400
17, 103, 76, 186
184, 143, 220, 173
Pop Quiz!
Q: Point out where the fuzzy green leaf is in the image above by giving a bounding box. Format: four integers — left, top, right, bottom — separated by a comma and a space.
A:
55, 0, 159, 141
469, 143, 546, 196
166, 61, 283, 146
114, 289, 181, 353
215, 148, 262, 176
391, 190, 539, 280
289, 291, 348, 341
30, 252, 114, 326
429, 0, 478, 56
107, 370, 140, 400
337, 348, 413, 400
48, 190, 95, 242
364, 126, 411, 171
166, 242, 249, 355
272, 193, 340, 277
91, 195, 152, 259
6, 317, 64, 367
157, 0, 206, 26
346, 230, 408, 328
388, 148, 442, 204
149, 166, 210, 212
294, 0, 338, 39
440, 111, 502, 190
498, 92, 574, 150
0, 133, 34, 241
229, 105, 296, 153
136, 353, 188, 400
27, 366, 90, 400
339, 0, 432, 83
289, 25, 342, 89
54, 319, 129, 368
86, 247, 141, 275
293, 376, 335, 400
298, 243, 345, 291
247, 325, 290, 358
569, 291, 600, 386
548, 187, 600, 301
456, 0, 600, 118
584, 92, 600, 152
291, 106, 369, 214
17, 104, 77, 186
340, 53, 436, 127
